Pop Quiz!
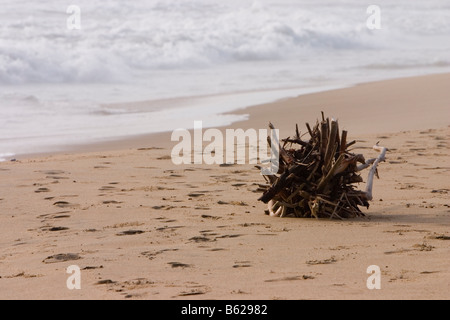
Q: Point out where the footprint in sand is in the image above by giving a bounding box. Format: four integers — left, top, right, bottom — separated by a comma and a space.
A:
40, 226, 69, 232
215, 234, 242, 239
152, 205, 176, 210
155, 226, 183, 232
35, 187, 50, 193
201, 215, 221, 220
137, 147, 164, 151
431, 189, 449, 194
200, 230, 219, 236
177, 288, 208, 297
52, 213, 71, 219
46, 176, 70, 180
219, 163, 236, 167
42, 171, 70, 180
40, 170, 66, 175
99, 186, 117, 191
265, 275, 315, 282
383, 248, 412, 255
96, 279, 117, 285
168, 262, 192, 268
231, 183, 247, 187
116, 230, 145, 236
53, 201, 79, 208
82, 266, 103, 270
233, 261, 252, 268
430, 234, 450, 240
141, 249, 179, 260
177, 290, 206, 297
189, 236, 216, 243
306, 257, 337, 265
43, 253, 81, 264
187, 193, 205, 198
103, 200, 122, 205
195, 206, 210, 210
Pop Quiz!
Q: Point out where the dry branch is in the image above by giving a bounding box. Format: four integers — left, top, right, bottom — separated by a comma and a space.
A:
258, 112, 387, 219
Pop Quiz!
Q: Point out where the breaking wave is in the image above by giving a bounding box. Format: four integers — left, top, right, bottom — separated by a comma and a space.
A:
2, 0, 448, 85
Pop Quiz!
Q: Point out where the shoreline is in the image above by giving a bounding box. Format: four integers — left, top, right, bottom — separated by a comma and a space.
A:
11, 72, 450, 162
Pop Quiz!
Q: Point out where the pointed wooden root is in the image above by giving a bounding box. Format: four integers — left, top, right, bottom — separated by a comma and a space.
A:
364, 143, 387, 201
268, 200, 284, 217
267, 200, 283, 217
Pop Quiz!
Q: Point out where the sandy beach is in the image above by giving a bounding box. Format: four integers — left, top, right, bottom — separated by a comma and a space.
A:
0, 73, 449, 300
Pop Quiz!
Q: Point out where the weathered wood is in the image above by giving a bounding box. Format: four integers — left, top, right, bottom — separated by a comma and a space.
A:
305, 122, 314, 139
364, 143, 387, 201
258, 112, 387, 219
258, 163, 308, 204
323, 119, 339, 173
340, 130, 347, 155
282, 137, 310, 147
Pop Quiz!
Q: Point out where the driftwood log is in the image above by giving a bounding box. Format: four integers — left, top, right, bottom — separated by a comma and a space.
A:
257, 112, 387, 219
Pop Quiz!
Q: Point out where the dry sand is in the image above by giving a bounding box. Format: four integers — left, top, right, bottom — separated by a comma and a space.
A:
0, 73, 449, 300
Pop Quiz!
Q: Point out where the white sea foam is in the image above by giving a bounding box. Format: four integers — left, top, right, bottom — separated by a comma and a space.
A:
1, 0, 449, 85
0, 0, 450, 157
0, 153, 14, 162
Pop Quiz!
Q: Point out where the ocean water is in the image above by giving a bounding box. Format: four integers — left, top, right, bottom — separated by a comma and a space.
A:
1, 0, 450, 159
